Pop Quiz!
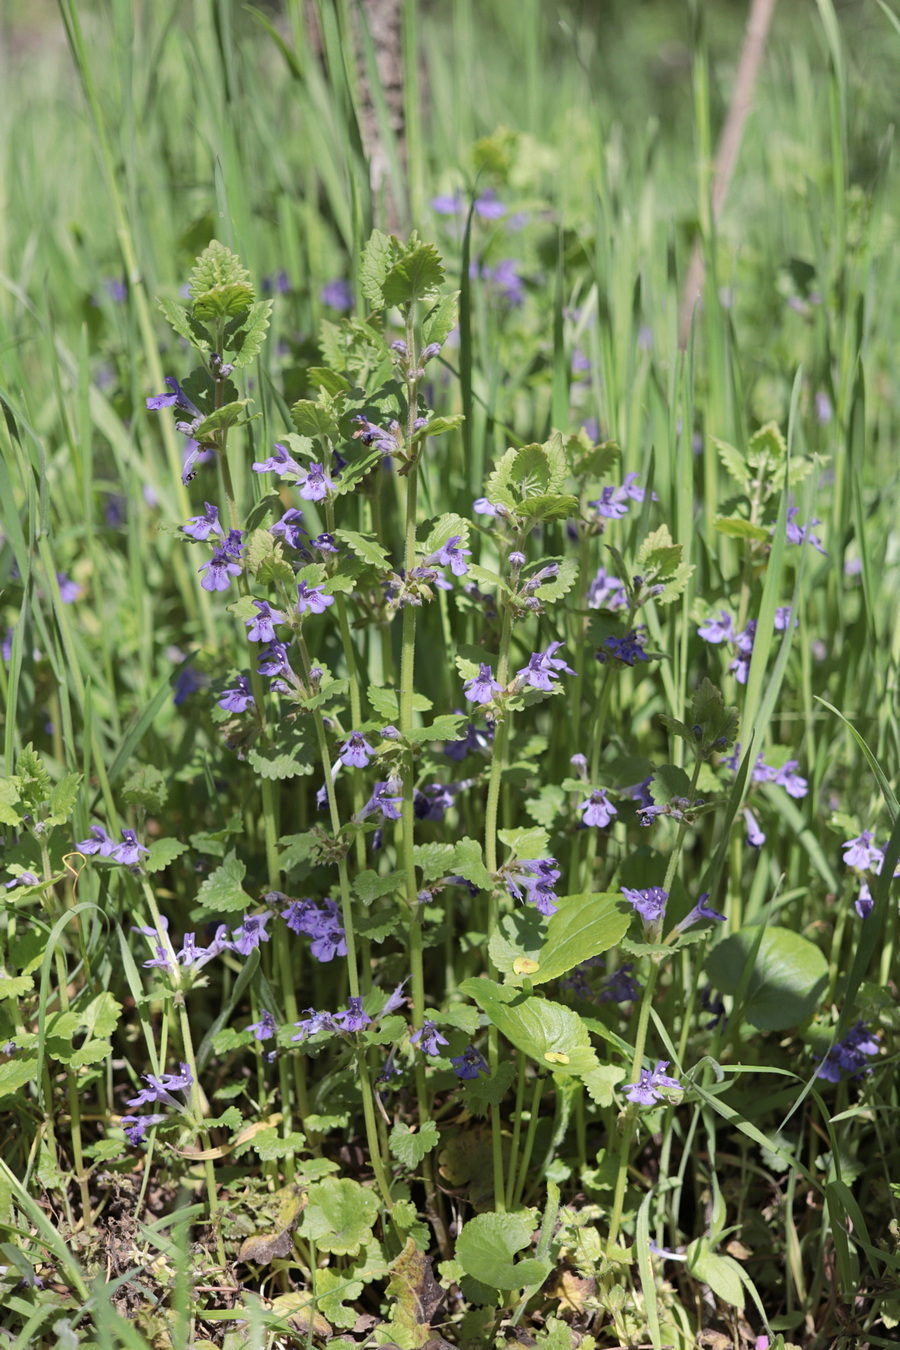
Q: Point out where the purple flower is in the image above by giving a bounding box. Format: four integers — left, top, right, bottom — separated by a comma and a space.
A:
4, 871, 40, 890
623, 1060, 681, 1106
297, 462, 335, 501
579, 789, 617, 828
587, 568, 627, 611
589, 473, 646, 519
414, 781, 466, 823
229, 913, 271, 956
339, 731, 374, 769
56, 572, 81, 603
320, 278, 353, 310
622, 886, 668, 939
173, 663, 206, 705
597, 629, 649, 666
784, 507, 826, 555
253, 442, 305, 476
426, 535, 471, 577
599, 965, 641, 1004
464, 662, 503, 705
198, 547, 242, 592
474, 188, 506, 219
247, 1010, 277, 1041
183, 503, 223, 541
773, 760, 807, 798
177, 927, 229, 969
515, 641, 576, 692
698, 610, 736, 645
431, 193, 464, 215
334, 997, 371, 1033
855, 882, 873, 920
676, 892, 726, 933
444, 719, 494, 761
126, 1062, 193, 1109
507, 858, 562, 917
473, 497, 499, 517
245, 600, 284, 644
728, 622, 756, 684
842, 831, 880, 870
76, 825, 118, 857
257, 642, 292, 678
815, 1021, 879, 1081
774, 606, 797, 631
410, 1020, 449, 1056
109, 829, 149, 866
291, 1009, 338, 1041
180, 440, 210, 485
218, 675, 255, 713
450, 1045, 490, 1080
146, 377, 202, 418
353, 416, 402, 457
121, 1113, 166, 1146
270, 508, 306, 550
358, 779, 403, 823
143, 946, 171, 971
223, 529, 245, 559
743, 808, 766, 848
296, 581, 335, 615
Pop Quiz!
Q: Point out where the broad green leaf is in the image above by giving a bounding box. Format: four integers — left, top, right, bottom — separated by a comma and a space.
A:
456, 1211, 551, 1291
194, 855, 255, 916
573, 438, 621, 480
422, 291, 459, 347
193, 399, 251, 440
145, 838, 189, 872
715, 516, 770, 542
459, 981, 600, 1077
389, 1120, 439, 1168
531, 556, 579, 603
0, 974, 32, 999
412, 842, 456, 881
405, 715, 467, 744
649, 764, 693, 806
518, 493, 579, 522
121, 765, 168, 812
382, 242, 445, 309
82, 992, 122, 1039
290, 399, 340, 443
452, 838, 493, 891
301, 1177, 379, 1255
68, 1040, 112, 1069
307, 367, 351, 395
46, 772, 82, 828
189, 241, 254, 318
715, 438, 751, 488
747, 420, 787, 470
193, 283, 255, 321
686, 1239, 744, 1309
359, 229, 394, 309
0, 778, 21, 826
226, 299, 274, 368
155, 296, 210, 351
354, 869, 406, 905
498, 826, 550, 860
333, 529, 392, 570
0, 1056, 39, 1101
523, 893, 630, 987
315, 1267, 364, 1329
704, 926, 828, 1030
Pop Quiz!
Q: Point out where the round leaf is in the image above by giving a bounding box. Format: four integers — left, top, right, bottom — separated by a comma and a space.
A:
704, 926, 827, 1030
456, 1211, 551, 1291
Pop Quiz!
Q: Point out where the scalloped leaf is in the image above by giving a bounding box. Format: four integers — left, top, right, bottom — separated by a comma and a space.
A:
156, 297, 211, 351
193, 399, 251, 439
421, 512, 470, 556
747, 420, 787, 469
715, 438, 751, 488
359, 229, 395, 309
189, 241, 254, 319
291, 399, 340, 443
333, 529, 392, 570
456, 1211, 551, 1292
226, 299, 274, 368
382, 242, 445, 309
389, 1120, 440, 1168
423, 290, 459, 347
194, 854, 255, 916
301, 1177, 379, 1256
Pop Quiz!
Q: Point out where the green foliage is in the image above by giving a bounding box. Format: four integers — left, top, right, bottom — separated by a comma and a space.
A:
456, 1211, 551, 1290
300, 1177, 379, 1255
188, 240, 255, 318
460, 980, 601, 1078
705, 927, 829, 1030
389, 1120, 439, 1168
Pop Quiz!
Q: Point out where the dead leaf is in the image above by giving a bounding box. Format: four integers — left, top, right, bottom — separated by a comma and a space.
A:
385, 1238, 444, 1347
268, 1292, 331, 1340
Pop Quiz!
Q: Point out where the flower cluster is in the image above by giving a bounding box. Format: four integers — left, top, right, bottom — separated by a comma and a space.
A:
76, 826, 149, 867
280, 896, 347, 963
505, 857, 562, 917
841, 830, 897, 919
814, 1022, 879, 1082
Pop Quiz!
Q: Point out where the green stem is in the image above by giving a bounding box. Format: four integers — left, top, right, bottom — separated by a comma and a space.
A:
175, 997, 226, 1266
512, 1073, 546, 1209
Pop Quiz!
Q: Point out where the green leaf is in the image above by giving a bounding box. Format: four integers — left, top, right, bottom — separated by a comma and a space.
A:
354, 869, 406, 905
389, 1120, 439, 1168
156, 296, 211, 351
498, 826, 550, 860
189, 240, 255, 318
0, 975, 33, 999
451, 838, 493, 892
522, 893, 630, 987
704, 926, 828, 1030
456, 1211, 551, 1291
649, 764, 693, 806
459, 981, 600, 1078
193, 399, 252, 440
315, 1267, 364, 1330
333, 529, 392, 570
121, 764, 168, 813
519, 493, 579, 522
406, 715, 467, 744
0, 1055, 38, 1101
413, 842, 456, 881
15, 746, 50, 811
573, 437, 621, 480
301, 1177, 379, 1255
686, 1238, 745, 1309
82, 992, 122, 1039
247, 738, 316, 780
307, 367, 351, 396
290, 399, 340, 443
194, 855, 255, 916
715, 438, 751, 488
423, 291, 459, 347
714, 516, 770, 542
530, 556, 579, 603
382, 242, 445, 309
144, 838, 189, 873
68, 1039, 112, 1069
581, 1064, 625, 1107
747, 420, 787, 470
46, 772, 82, 828
413, 413, 465, 441
421, 512, 470, 556
359, 229, 395, 309
0, 778, 21, 827
226, 299, 274, 368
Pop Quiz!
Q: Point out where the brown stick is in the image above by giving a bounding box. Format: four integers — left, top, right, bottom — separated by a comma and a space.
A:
678, 0, 780, 348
